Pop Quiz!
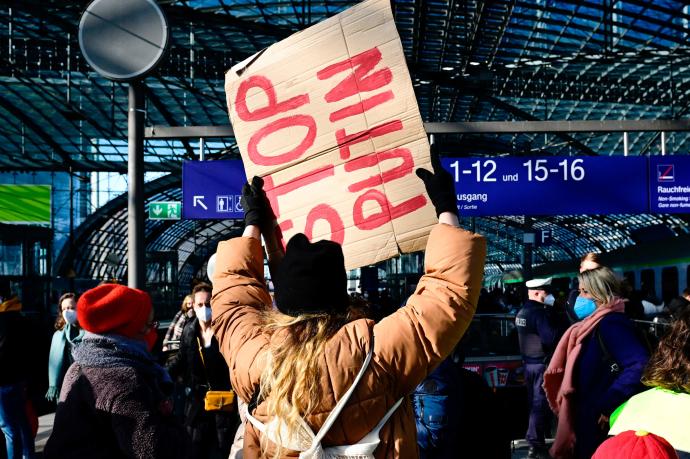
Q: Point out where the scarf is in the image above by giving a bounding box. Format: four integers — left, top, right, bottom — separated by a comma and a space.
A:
543, 297, 626, 459
47, 324, 85, 400
72, 332, 172, 387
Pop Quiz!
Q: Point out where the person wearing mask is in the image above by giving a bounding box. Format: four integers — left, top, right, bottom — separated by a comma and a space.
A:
515, 277, 561, 459
44, 283, 185, 459
565, 252, 602, 323
167, 282, 235, 459
0, 280, 36, 459
606, 308, 690, 458
544, 267, 650, 459
45, 292, 84, 403
210, 150, 486, 458
162, 294, 195, 355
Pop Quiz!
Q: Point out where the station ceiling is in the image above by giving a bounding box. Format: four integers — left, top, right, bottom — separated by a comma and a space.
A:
2, 0, 690, 281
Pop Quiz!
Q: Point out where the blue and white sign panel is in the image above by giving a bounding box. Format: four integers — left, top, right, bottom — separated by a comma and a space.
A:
649, 156, 690, 213
182, 160, 247, 219
442, 156, 649, 216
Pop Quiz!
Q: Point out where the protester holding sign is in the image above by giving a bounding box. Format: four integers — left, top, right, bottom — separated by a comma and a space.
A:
210, 151, 486, 458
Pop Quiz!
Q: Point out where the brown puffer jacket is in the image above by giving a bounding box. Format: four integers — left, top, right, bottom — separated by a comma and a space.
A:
211, 223, 486, 458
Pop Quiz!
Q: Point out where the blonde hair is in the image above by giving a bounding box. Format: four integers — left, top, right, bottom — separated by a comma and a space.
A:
259, 308, 358, 458
578, 266, 622, 306
180, 294, 193, 313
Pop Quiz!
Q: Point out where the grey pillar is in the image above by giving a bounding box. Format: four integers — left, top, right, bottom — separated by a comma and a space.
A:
128, 82, 145, 289
522, 217, 534, 282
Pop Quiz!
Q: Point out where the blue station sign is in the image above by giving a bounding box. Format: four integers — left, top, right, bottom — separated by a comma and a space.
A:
181, 156, 690, 219
182, 160, 247, 219
648, 156, 690, 213
442, 156, 649, 216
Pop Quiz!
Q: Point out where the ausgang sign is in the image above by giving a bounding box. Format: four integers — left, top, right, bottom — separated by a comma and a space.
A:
443, 156, 649, 216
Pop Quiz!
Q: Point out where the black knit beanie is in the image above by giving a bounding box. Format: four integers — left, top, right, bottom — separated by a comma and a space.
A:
274, 233, 349, 316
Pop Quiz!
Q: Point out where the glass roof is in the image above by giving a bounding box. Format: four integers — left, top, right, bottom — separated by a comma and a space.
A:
3, 0, 690, 280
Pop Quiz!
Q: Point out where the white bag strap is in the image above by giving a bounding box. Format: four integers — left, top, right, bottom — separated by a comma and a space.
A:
245, 332, 375, 448
356, 397, 403, 444
310, 336, 374, 445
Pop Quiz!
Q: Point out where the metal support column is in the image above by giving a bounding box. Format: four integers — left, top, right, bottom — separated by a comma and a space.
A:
522, 217, 534, 282
623, 132, 629, 156
69, 167, 75, 291
128, 82, 145, 289
661, 131, 666, 156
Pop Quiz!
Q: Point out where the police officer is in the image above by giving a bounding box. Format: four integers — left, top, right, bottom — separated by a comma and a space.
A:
516, 277, 561, 459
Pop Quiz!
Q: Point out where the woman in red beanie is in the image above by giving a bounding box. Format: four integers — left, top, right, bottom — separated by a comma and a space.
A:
211, 151, 487, 459
44, 283, 186, 459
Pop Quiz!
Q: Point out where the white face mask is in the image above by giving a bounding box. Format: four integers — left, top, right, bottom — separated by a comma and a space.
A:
195, 306, 212, 323
544, 294, 555, 306
62, 309, 78, 325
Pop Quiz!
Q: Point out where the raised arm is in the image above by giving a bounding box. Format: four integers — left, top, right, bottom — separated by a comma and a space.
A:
373, 146, 486, 394
239, 175, 284, 278
211, 177, 274, 401
373, 222, 486, 394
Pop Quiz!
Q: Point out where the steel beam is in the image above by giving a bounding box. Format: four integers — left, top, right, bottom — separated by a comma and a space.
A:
424, 119, 690, 134
145, 119, 690, 140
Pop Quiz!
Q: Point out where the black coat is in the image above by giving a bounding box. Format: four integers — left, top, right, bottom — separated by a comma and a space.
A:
166, 318, 235, 454
0, 310, 29, 385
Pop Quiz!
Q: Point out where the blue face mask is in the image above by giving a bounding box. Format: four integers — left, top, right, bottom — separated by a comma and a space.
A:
574, 296, 597, 319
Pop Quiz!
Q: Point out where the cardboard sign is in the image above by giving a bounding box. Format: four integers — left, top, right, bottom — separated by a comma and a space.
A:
225, 0, 436, 269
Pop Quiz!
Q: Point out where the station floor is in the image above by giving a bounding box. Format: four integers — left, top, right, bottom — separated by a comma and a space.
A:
33, 412, 544, 458
34, 412, 54, 456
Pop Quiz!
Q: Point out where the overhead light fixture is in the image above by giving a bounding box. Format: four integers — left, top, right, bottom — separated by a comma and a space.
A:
442, 66, 455, 71
470, 61, 480, 66
505, 64, 517, 69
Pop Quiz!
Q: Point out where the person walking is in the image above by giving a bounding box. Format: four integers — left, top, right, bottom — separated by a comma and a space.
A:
45, 292, 84, 404
44, 283, 185, 459
516, 277, 562, 459
167, 282, 235, 458
210, 152, 486, 458
0, 280, 36, 459
544, 267, 650, 459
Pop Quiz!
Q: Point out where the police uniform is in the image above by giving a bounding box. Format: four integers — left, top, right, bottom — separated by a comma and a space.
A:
516, 278, 561, 457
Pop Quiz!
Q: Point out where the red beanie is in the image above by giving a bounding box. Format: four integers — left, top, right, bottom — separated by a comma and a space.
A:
593, 430, 679, 459
77, 284, 152, 338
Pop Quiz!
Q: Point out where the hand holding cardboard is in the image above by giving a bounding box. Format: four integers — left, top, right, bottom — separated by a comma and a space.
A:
416, 146, 457, 217
240, 176, 268, 227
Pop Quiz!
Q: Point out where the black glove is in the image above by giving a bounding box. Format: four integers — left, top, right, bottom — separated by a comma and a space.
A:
415, 145, 457, 217
241, 176, 269, 227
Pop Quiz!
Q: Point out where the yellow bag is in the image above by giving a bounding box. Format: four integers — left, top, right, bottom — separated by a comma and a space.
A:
196, 337, 236, 412
204, 390, 235, 412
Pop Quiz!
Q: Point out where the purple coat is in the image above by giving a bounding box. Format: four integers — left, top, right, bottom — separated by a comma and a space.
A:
573, 313, 649, 459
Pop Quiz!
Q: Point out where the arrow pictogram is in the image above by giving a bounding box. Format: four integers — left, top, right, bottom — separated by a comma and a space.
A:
152, 205, 163, 216
193, 195, 208, 210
